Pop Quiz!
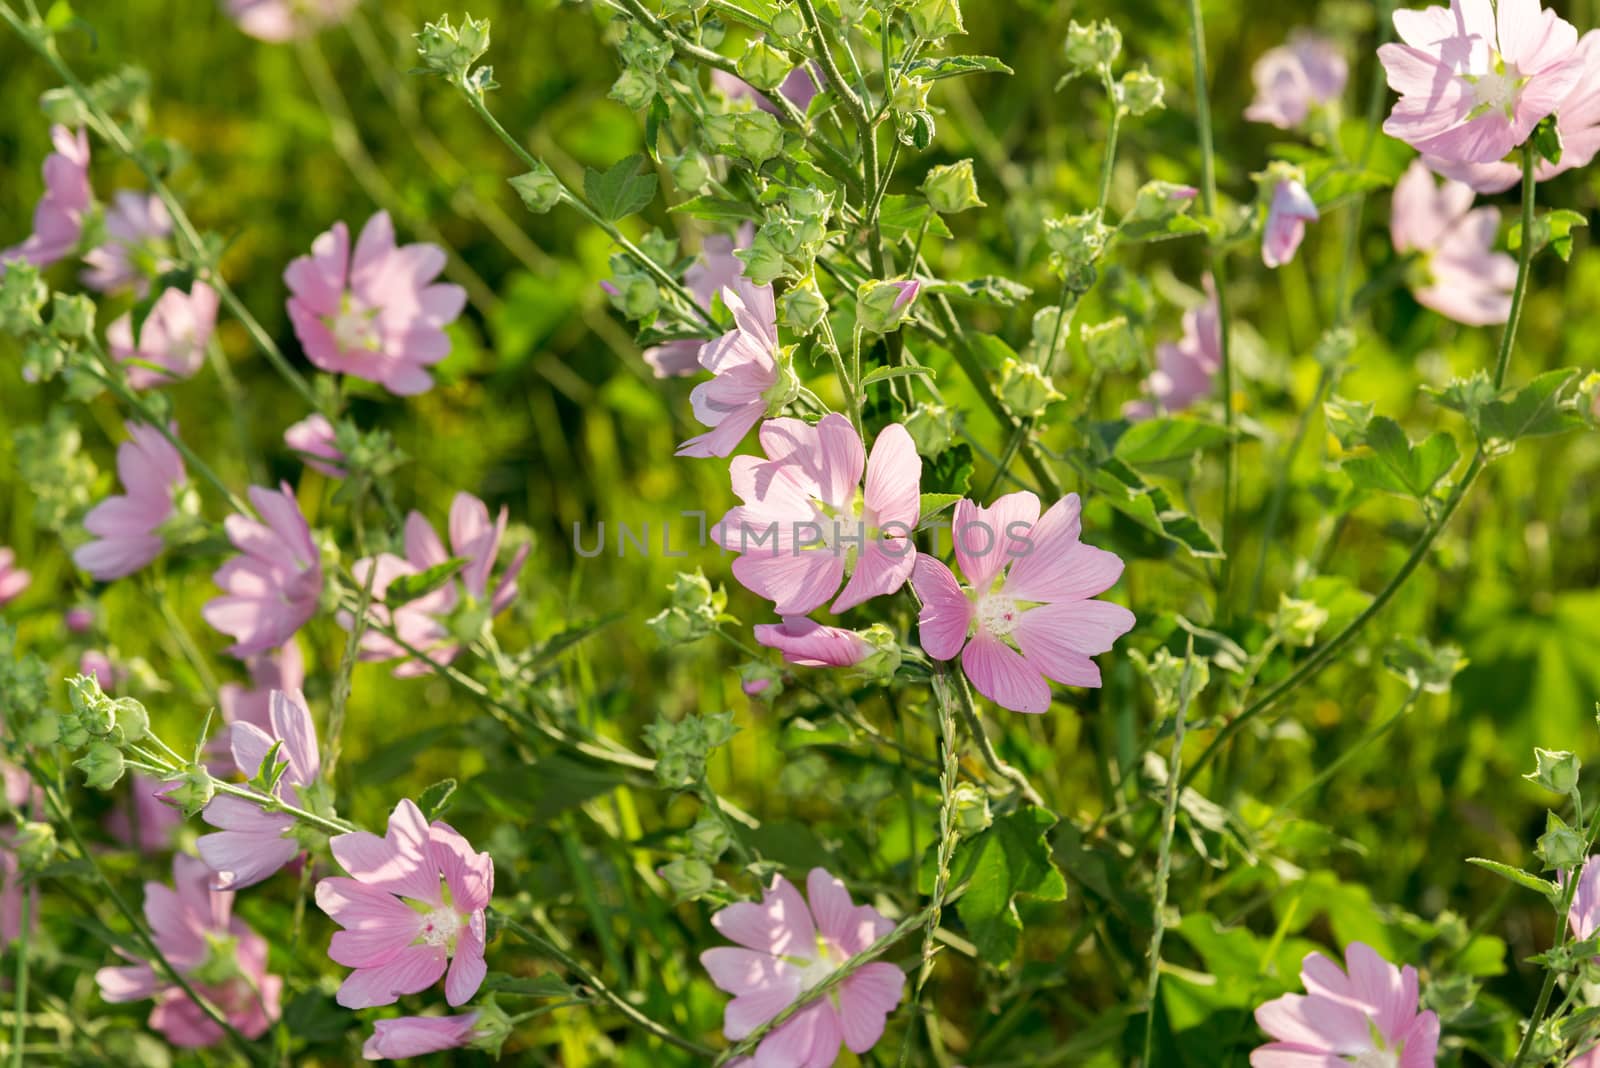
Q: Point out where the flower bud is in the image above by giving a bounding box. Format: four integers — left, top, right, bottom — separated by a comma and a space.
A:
857, 279, 921, 334
51, 292, 95, 340
704, 112, 784, 165
999, 359, 1063, 418
610, 67, 658, 110
468, 996, 516, 1057
952, 782, 992, 836
414, 14, 492, 83
1526, 748, 1582, 795
643, 710, 739, 788
910, 0, 964, 39
1128, 181, 1199, 223
1044, 210, 1109, 283
111, 696, 150, 743
736, 232, 791, 286
689, 814, 733, 860
669, 153, 711, 193
604, 270, 661, 323
509, 166, 563, 216
769, 4, 805, 42
737, 39, 792, 91
1062, 19, 1121, 76
779, 275, 829, 335
739, 661, 784, 700
67, 673, 116, 736
1117, 66, 1165, 116
659, 856, 717, 901
855, 623, 903, 683
0, 261, 49, 335
75, 741, 125, 790
1272, 595, 1328, 649
646, 570, 724, 646
1131, 647, 1210, 714
905, 404, 955, 456
13, 822, 57, 872
892, 76, 932, 117
1081, 316, 1138, 373
921, 159, 984, 214
1537, 811, 1586, 871
164, 765, 217, 818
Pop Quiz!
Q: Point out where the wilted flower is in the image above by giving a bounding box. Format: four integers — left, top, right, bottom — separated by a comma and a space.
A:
1390, 160, 1516, 326
284, 211, 467, 396
198, 688, 321, 889
701, 868, 905, 1065
2, 125, 91, 269
224, 0, 357, 42
73, 421, 188, 581
343, 492, 528, 676
203, 484, 322, 657
315, 798, 493, 1008
107, 282, 219, 389
678, 278, 791, 458
0, 548, 30, 607
1263, 179, 1319, 268
81, 191, 173, 297
911, 492, 1134, 713
283, 413, 345, 477
1379, 0, 1583, 164
1251, 942, 1438, 1067
1245, 31, 1348, 129
714, 415, 921, 615
95, 854, 283, 1047
1125, 277, 1221, 421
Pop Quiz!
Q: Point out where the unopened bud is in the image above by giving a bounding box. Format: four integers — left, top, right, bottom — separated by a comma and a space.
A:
414, 14, 492, 83
688, 814, 733, 860
51, 292, 95, 340
75, 742, 125, 790
1272, 595, 1328, 649
164, 766, 216, 818
1117, 66, 1165, 116
856, 279, 921, 334
1538, 812, 1586, 871
952, 782, 992, 836
112, 696, 149, 743
1063, 20, 1121, 76
13, 821, 57, 872
737, 39, 792, 91
999, 359, 1063, 418
909, 0, 964, 39
779, 275, 829, 335
1526, 748, 1582, 796
659, 856, 716, 901
921, 159, 984, 215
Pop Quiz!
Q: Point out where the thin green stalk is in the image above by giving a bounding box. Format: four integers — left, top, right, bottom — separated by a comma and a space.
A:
1141, 647, 1197, 1066
1184, 0, 1236, 619
950, 671, 1046, 808
10, 885, 31, 1068
1495, 143, 1539, 390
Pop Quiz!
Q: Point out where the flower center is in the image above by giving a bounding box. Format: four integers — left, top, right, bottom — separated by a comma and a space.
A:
1348, 1050, 1398, 1068
790, 936, 847, 992
328, 297, 381, 352
977, 592, 1021, 638
1469, 59, 1522, 116
419, 906, 462, 949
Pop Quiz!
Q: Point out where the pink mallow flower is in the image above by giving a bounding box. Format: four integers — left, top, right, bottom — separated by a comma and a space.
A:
1391, 159, 1516, 326
81, 191, 174, 297
203, 483, 322, 657
283, 413, 345, 478
1566, 854, 1600, 942
225, 0, 357, 41
645, 224, 754, 378
95, 854, 283, 1048
1263, 179, 1319, 268
284, 211, 466, 396
198, 688, 321, 889
1427, 30, 1600, 193
73, 421, 187, 582
315, 798, 493, 1009
678, 277, 789, 458
106, 775, 183, 854
1125, 277, 1222, 421
755, 617, 872, 668
363, 1013, 483, 1061
911, 492, 1134, 714
0, 548, 30, 606
219, 641, 305, 738
1246, 32, 1348, 129
714, 415, 921, 615
701, 868, 905, 1066
1379, 0, 1583, 165
107, 282, 219, 389
1251, 942, 1439, 1067
2, 125, 90, 268
344, 492, 528, 677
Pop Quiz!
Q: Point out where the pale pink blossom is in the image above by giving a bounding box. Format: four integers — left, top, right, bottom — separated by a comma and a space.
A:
81, 191, 173, 296
678, 277, 786, 458
911, 492, 1134, 714
1566, 854, 1600, 941
363, 1014, 481, 1060
198, 689, 321, 889
1125, 277, 1222, 421
1245, 32, 1349, 128
225, 0, 357, 41
645, 224, 755, 378
1263, 179, 1319, 268
219, 642, 306, 738
107, 282, 219, 389
0, 833, 23, 952
3, 125, 91, 268
1379, 0, 1583, 164
714, 415, 921, 615
754, 617, 872, 668
106, 775, 183, 854
712, 65, 823, 115
0, 548, 30, 606
1427, 30, 1600, 192
343, 492, 528, 676
1251, 942, 1438, 1067
203, 483, 322, 657
284, 211, 466, 396
702, 868, 904, 1066
283, 413, 345, 478
1391, 160, 1516, 325
79, 650, 118, 690
73, 422, 187, 581
95, 854, 283, 1047
66, 605, 94, 632
314, 798, 493, 1009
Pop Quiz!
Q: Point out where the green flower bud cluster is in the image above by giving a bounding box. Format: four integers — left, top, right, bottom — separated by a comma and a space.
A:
738, 188, 837, 286
643, 710, 739, 788
646, 569, 727, 646
905, 403, 955, 456
703, 110, 786, 167
1043, 210, 1110, 291
998, 358, 1064, 419
14, 412, 99, 534
414, 14, 493, 91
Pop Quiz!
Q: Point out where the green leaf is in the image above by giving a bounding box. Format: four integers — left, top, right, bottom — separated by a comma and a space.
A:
878, 194, 953, 240
418, 778, 457, 821
1340, 417, 1458, 499
482, 973, 575, 998
1090, 457, 1224, 558
1509, 209, 1589, 261
583, 154, 658, 222
384, 556, 468, 605
1116, 213, 1214, 245
919, 276, 1034, 307
860, 364, 935, 388
1466, 857, 1559, 902
902, 55, 1014, 81
1427, 372, 1497, 423
1114, 417, 1228, 466
1323, 396, 1374, 449
927, 807, 1067, 967
668, 195, 761, 223
918, 492, 962, 520
1476, 368, 1583, 446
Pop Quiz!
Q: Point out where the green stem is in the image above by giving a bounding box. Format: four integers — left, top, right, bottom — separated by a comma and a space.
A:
1495, 143, 1539, 390
10, 885, 31, 1068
